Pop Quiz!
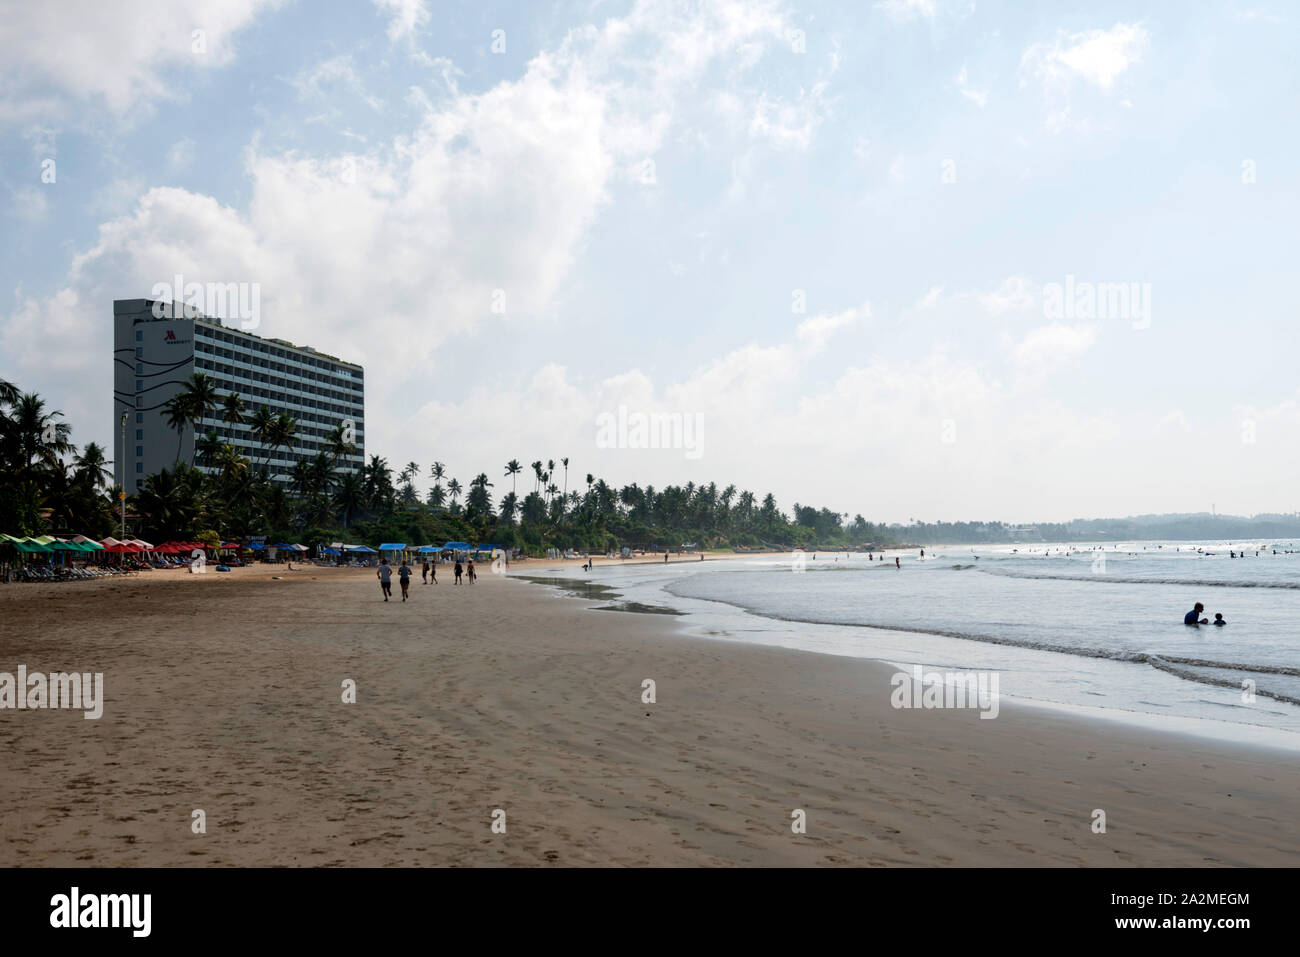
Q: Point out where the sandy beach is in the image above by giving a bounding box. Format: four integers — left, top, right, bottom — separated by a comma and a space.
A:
1, 562, 1296, 867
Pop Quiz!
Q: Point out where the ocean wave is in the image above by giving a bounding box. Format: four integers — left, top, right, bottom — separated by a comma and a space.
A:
662, 582, 1300, 705
976, 567, 1300, 589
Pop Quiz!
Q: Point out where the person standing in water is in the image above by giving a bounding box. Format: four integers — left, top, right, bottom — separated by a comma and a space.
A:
1184, 602, 1208, 625
398, 560, 412, 601
377, 559, 393, 601
895, 556, 900, 568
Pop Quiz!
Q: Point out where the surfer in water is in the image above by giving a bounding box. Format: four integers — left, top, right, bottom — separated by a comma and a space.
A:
1184, 602, 1208, 626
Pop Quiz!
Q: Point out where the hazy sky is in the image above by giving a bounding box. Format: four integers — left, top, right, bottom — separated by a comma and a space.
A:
2, 0, 1297, 523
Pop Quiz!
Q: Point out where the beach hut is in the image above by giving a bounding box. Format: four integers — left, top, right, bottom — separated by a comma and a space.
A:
377, 543, 409, 563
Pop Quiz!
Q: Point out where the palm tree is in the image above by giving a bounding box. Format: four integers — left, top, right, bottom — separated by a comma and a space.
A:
504, 459, 522, 494
364, 455, 393, 511
220, 391, 246, 429
162, 393, 193, 463
214, 444, 249, 482
195, 429, 223, 469
334, 471, 364, 528
447, 477, 462, 510
249, 405, 276, 469
531, 460, 543, 493
180, 373, 219, 464
265, 411, 299, 479
426, 483, 446, 508
561, 457, 569, 499
429, 461, 445, 483
324, 423, 357, 468
466, 473, 494, 520
9, 392, 73, 469
72, 441, 112, 490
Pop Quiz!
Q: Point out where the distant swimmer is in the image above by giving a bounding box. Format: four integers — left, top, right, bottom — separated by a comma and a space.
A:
1184, 602, 1208, 626
920, 549, 925, 558
895, 557, 900, 568
1213, 613, 1226, 626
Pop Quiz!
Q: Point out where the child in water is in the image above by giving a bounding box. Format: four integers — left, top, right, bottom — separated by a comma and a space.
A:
1213, 613, 1226, 626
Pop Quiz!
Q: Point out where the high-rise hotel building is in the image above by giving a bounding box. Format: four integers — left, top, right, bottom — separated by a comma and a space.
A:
112, 299, 365, 490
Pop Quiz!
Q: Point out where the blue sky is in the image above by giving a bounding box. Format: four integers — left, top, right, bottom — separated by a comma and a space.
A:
2, 0, 1298, 522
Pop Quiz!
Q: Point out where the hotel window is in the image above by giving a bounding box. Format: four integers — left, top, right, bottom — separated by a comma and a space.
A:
135, 331, 143, 341
136, 380, 143, 390
136, 413, 143, 423
136, 363, 143, 373
135, 463, 143, 473
136, 429, 143, 440
136, 446, 143, 456
135, 347, 142, 358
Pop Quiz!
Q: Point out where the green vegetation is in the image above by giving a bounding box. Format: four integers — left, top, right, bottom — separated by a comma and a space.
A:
10, 376, 1293, 552
0, 376, 888, 553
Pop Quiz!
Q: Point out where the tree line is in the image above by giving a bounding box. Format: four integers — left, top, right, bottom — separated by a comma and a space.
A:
0, 374, 896, 553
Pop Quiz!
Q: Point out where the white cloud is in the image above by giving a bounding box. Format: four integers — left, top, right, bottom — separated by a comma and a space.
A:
916, 286, 944, 310
748, 83, 830, 150
1021, 22, 1149, 93
955, 64, 989, 108
0, 0, 276, 125
373, 0, 430, 42
1006, 322, 1098, 374
875, 0, 938, 22
3, 0, 796, 454
979, 276, 1036, 314
795, 304, 868, 352
290, 55, 385, 116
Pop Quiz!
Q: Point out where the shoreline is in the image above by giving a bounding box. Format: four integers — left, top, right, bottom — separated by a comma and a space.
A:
519, 566, 1300, 755
2, 566, 1297, 866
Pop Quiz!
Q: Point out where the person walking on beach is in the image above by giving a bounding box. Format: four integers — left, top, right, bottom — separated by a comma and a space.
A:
422, 559, 429, 584
1184, 602, 1208, 625
429, 560, 437, 584
454, 560, 463, 584
467, 559, 476, 583
398, 560, 412, 601
377, 559, 393, 601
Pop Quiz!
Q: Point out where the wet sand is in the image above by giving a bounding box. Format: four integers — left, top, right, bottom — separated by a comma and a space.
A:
1, 563, 1296, 866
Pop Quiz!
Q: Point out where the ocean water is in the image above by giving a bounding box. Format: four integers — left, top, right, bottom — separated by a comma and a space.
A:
523, 541, 1300, 748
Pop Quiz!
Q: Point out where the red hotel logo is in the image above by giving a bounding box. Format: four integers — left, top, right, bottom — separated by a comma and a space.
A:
162, 329, 191, 345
